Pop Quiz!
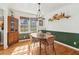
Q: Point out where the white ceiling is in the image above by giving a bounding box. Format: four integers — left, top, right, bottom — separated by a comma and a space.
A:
0, 3, 71, 15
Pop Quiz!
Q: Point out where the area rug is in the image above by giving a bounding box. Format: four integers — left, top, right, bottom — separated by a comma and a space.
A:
11, 42, 39, 55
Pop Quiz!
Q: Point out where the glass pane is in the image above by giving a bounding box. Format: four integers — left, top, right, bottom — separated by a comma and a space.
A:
11, 28, 14, 31
30, 18, 37, 32
15, 19, 18, 31
20, 17, 29, 32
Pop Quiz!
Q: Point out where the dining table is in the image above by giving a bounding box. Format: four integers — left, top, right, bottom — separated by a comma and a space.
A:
30, 32, 56, 55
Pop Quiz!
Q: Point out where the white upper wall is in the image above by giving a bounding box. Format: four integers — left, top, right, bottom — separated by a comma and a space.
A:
45, 3, 79, 33
0, 3, 69, 15
1, 3, 78, 33
0, 3, 69, 21
10, 3, 69, 15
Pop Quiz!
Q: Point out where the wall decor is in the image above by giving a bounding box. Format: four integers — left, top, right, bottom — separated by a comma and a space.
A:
39, 20, 43, 26
48, 12, 71, 21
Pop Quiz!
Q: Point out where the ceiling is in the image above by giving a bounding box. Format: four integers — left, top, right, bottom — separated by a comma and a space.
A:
0, 3, 71, 15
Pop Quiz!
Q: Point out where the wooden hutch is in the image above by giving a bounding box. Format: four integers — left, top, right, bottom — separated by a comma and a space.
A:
7, 15, 18, 46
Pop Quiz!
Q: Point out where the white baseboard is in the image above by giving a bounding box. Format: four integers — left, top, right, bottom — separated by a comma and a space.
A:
19, 39, 30, 42
54, 41, 79, 51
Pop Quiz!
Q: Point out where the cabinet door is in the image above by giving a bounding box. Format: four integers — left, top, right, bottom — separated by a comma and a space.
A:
8, 16, 11, 32
8, 32, 14, 45
8, 16, 15, 32
13, 32, 18, 43
14, 18, 18, 32
8, 32, 18, 45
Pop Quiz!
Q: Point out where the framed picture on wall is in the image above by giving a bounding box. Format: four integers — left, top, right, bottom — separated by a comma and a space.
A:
39, 20, 43, 26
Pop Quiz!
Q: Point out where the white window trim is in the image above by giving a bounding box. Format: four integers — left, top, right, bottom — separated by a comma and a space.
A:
19, 17, 38, 34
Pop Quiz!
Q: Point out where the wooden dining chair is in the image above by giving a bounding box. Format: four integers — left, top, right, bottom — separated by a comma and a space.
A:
29, 33, 39, 55
41, 38, 48, 55
46, 34, 56, 55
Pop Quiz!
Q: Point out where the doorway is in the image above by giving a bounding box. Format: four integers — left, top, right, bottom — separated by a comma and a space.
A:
0, 9, 4, 49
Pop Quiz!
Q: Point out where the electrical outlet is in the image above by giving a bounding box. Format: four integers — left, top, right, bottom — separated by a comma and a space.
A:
74, 42, 76, 45
24, 36, 26, 38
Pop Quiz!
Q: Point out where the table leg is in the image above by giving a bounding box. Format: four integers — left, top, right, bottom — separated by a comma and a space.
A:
52, 41, 56, 55
53, 43, 56, 55
39, 39, 41, 55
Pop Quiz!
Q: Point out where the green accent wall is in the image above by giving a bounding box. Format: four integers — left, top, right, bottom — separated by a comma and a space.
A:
42, 30, 79, 49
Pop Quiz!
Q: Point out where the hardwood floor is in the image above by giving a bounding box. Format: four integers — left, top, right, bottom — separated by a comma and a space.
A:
0, 45, 3, 50
0, 40, 79, 55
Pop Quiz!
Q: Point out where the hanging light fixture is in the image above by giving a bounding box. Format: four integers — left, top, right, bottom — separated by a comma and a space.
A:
36, 3, 45, 20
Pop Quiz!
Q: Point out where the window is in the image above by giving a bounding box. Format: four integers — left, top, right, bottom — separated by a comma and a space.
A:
19, 17, 38, 33
20, 17, 29, 33
30, 18, 37, 32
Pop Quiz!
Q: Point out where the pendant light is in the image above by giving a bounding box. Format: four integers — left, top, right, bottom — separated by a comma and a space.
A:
36, 3, 45, 20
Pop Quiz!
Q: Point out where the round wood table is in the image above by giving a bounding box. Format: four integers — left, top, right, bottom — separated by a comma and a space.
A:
30, 33, 56, 55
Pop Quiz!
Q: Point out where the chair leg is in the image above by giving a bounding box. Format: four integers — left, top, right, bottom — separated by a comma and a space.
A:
32, 43, 35, 55
28, 45, 30, 55
44, 44, 47, 55
33, 43, 35, 48
48, 45, 51, 55
52, 44, 56, 55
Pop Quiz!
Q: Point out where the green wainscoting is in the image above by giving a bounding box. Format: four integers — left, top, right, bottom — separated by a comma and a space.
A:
42, 30, 79, 49
19, 34, 30, 40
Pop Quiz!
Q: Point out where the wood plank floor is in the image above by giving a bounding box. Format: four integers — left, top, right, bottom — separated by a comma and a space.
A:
0, 45, 3, 50
0, 40, 79, 55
